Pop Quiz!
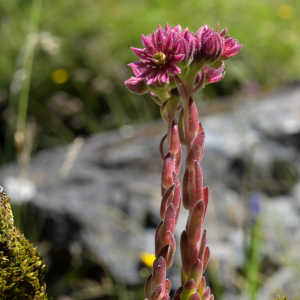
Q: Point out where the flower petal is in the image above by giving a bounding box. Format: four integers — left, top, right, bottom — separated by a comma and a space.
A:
142, 35, 156, 53
128, 61, 148, 69
164, 33, 173, 57
168, 54, 185, 64
160, 70, 169, 83
131, 47, 147, 59
156, 28, 165, 52
166, 64, 181, 75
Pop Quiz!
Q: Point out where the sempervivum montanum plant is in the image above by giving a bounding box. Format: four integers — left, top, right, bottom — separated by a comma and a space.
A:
125, 23, 242, 300
0, 186, 51, 299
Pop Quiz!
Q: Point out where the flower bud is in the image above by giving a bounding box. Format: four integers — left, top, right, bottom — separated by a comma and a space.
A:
220, 36, 242, 60
204, 64, 226, 85
194, 26, 224, 66
125, 77, 148, 94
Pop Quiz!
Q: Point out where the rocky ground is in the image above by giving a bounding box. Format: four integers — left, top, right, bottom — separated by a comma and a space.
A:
1, 84, 300, 300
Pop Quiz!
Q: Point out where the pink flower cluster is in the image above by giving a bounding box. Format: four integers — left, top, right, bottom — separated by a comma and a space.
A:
125, 23, 242, 95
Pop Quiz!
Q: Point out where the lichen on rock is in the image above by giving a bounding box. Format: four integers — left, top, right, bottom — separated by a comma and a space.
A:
0, 186, 50, 299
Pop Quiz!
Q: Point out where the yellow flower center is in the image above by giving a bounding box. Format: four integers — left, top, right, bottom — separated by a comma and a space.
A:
152, 52, 167, 66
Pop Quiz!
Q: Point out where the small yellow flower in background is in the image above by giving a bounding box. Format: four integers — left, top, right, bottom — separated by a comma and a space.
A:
274, 295, 293, 300
51, 69, 69, 84
278, 5, 294, 19
139, 252, 156, 268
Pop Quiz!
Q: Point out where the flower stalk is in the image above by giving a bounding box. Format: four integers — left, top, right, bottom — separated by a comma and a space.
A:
125, 22, 241, 300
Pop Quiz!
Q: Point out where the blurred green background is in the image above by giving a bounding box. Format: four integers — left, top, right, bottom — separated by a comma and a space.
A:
0, 0, 299, 163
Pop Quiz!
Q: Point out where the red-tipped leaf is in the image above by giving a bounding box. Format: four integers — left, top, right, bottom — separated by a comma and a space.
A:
199, 229, 207, 261
188, 200, 205, 246
174, 147, 182, 174
165, 279, 171, 294
189, 293, 201, 300
180, 230, 192, 276
189, 259, 203, 289
161, 204, 175, 246
198, 277, 206, 297
183, 167, 190, 209
160, 100, 170, 122
150, 284, 164, 300
186, 131, 205, 167
202, 247, 210, 273
155, 221, 163, 256
166, 231, 176, 268
188, 168, 197, 209
152, 257, 166, 291
162, 153, 173, 189
181, 280, 196, 300
203, 186, 209, 222
194, 161, 203, 202
160, 133, 167, 160
162, 295, 170, 300
160, 184, 175, 220
188, 98, 199, 135
178, 109, 186, 145
201, 287, 211, 300
169, 122, 180, 154
145, 274, 152, 299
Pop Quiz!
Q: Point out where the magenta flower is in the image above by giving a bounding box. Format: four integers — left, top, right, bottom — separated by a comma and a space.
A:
178, 28, 195, 67
220, 34, 242, 60
194, 25, 224, 65
128, 27, 185, 85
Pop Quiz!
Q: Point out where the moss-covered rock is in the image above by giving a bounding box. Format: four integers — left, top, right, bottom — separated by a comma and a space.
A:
0, 186, 50, 299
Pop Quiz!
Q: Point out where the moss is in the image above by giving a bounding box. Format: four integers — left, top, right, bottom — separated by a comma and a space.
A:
0, 187, 51, 299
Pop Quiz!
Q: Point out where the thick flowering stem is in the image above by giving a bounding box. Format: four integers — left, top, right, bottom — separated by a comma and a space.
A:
125, 22, 241, 300
177, 79, 214, 300
146, 95, 183, 300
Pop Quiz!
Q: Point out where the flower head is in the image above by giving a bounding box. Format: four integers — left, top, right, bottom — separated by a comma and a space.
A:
194, 25, 224, 65
220, 34, 242, 60
128, 26, 185, 86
